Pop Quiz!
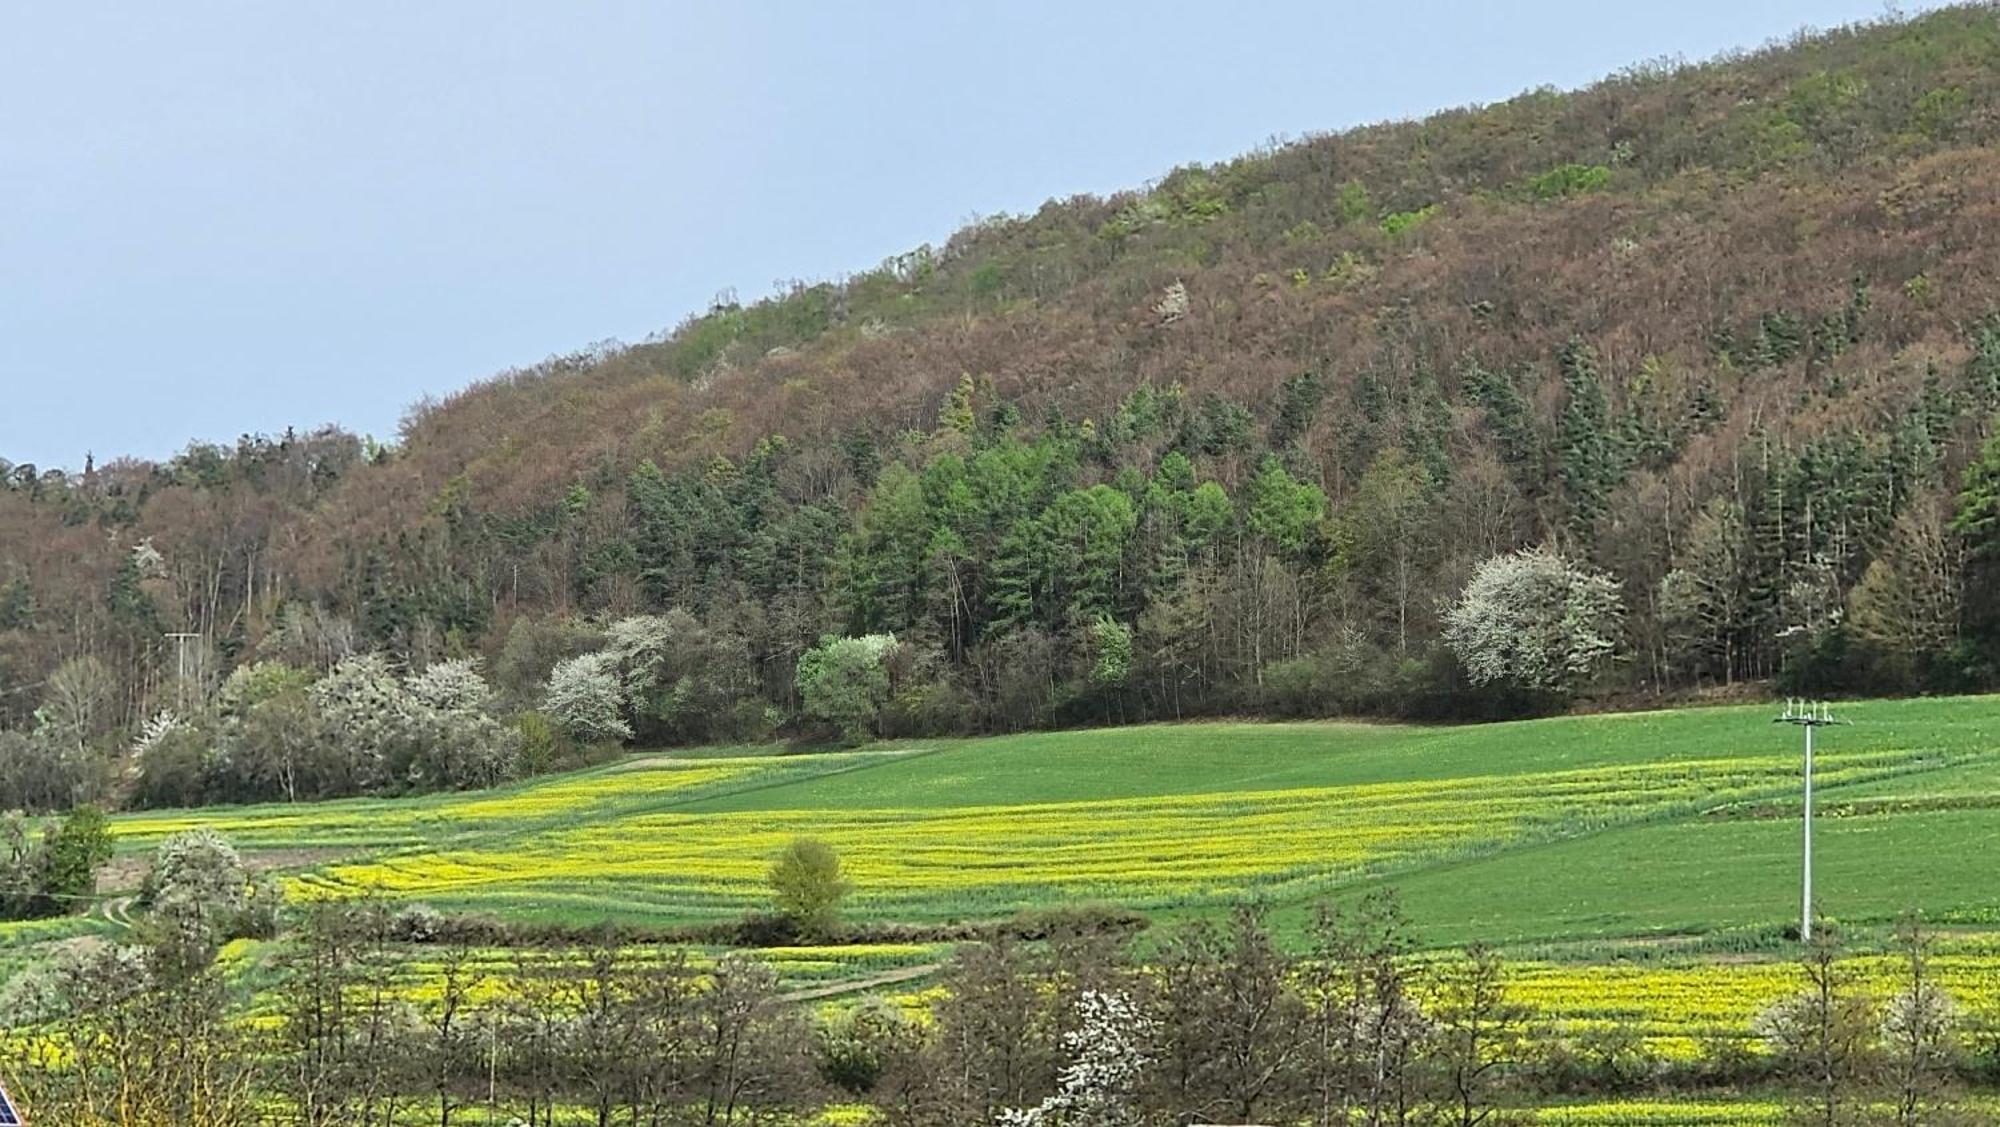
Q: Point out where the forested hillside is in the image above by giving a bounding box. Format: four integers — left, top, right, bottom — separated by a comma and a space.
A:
10, 6, 2000, 809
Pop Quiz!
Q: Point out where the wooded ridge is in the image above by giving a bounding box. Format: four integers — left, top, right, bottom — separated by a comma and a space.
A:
7, 6, 2000, 808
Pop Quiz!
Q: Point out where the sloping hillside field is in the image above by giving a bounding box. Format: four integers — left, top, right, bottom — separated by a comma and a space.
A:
114, 697, 1999, 942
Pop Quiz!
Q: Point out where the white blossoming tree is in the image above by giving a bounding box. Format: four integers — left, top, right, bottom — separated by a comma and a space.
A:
129, 709, 184, 761
141, 828, 280, 950
545, 652, 633, 744
604, 614, 677, 698
1442, 547, 1624, 693
129, 538, 168, 581
308, 653, 413, 788
1001, 990, 1153, 1127
406, 658, 494, 714
404, 658, 520, 789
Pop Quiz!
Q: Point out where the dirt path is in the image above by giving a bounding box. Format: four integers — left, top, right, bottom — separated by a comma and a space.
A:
781, 962, 945, 1003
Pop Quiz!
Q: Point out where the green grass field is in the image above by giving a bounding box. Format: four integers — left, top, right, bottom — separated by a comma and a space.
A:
102, 694, 2000, 945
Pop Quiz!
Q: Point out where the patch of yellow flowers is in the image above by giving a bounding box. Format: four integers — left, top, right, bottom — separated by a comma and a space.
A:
1530, 1096, 2000, 1125
1530, 1100, 1786, 1125
230, 940, 954, 1017
1513, 949, 2000, 1062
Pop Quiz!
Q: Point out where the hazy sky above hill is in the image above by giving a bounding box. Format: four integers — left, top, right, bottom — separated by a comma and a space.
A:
0, 2, 1949, 469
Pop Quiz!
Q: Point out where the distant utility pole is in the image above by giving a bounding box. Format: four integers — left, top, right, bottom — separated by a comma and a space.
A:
1774, 699, 1846, 942
163, 631, 201, 713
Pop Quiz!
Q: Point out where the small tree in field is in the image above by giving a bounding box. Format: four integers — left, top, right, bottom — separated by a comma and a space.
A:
41, 804, 114, 912
1882, 912, 1962, 1126
1443, 547, 1623, 693
0, 805, 114, 920
142, 828, 280, 952
1427, 944, 1527, 1127
768, 837, 851, 939
1756, 924, 1879, 1127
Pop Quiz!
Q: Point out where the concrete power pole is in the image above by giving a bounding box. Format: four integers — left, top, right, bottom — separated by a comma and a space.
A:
163, 631, 201, 713
1774, 699, 1846, 942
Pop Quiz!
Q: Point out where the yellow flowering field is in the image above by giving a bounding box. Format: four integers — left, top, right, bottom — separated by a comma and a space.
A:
294, 750, 1924, 924
1528, 1100, 1786, 1125
1528, 1096, 2000, 1125
227, 939, 954, 1022
1509, 943, 2000, 1061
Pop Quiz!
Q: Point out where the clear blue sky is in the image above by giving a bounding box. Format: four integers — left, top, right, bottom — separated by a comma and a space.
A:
0, 1, 1945, 469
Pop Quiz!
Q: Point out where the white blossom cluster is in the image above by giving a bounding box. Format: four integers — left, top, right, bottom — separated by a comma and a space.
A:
1001, 990, 1154, 1127
1443, 547, 1624, 692
546, 651, 633, 743
129, 708, 184, 760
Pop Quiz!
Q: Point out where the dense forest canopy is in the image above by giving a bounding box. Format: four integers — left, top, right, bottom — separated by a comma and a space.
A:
10, 6, 2000, 809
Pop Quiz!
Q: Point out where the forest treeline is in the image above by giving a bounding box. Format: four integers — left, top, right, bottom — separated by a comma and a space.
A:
9, 8, 2000, 808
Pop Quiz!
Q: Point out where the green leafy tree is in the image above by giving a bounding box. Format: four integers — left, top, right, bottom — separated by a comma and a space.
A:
1089, 617, 1134, 690
1184, 481, 1233, 557
797, 634, 898, 743
1334, 447, 1440, 652
1952, 420, 2000, 660
0, 574, 35, 630
1246, 457, 1327, 560
41, 804, 114, 912
991, 485, 1138, 633
1966, 324, 2000, 410
1657, 498, 1755, 684
1335, 178, 1375, 224
1039, 485, 1139, 626
1962, 436, 2000, 522
0, 804, 114, 919
1270, 371, 1327, 450
1848, 493, 1965, 684
1465, 360, 1540, 478
842, 463, 937, 633
768, 836, 851, 939
940, 373, 979, 439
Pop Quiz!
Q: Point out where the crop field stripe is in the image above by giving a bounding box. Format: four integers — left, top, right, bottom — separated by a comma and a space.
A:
296, 748, 1945, 925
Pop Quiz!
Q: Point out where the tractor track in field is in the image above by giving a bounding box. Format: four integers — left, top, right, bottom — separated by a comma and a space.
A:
95, 894, 137, 931
780, 961, 945, 1003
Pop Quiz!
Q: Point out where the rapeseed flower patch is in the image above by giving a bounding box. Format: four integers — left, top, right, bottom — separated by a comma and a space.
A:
1530, 1099, 1785, 1125
1509, 946, 2000, 1060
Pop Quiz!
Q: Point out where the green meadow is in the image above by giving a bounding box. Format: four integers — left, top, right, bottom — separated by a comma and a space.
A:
101, 695, 1999, 945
